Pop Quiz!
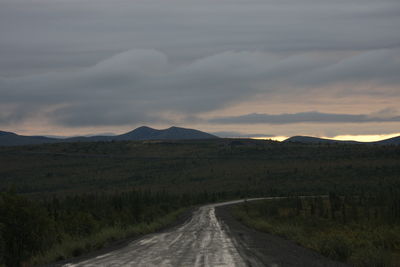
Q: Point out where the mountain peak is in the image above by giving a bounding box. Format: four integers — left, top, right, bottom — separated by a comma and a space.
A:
135, 125, 153, 130
116, 126, 218, 141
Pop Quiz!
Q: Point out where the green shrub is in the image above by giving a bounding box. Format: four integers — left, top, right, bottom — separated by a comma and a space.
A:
0, 193, 56, 267
351, 247, 393, 267
317, 235, 352, 261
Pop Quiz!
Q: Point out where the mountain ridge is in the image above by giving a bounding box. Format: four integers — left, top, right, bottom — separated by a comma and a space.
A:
1, 128, 399, 146
284, 135, 400, 145
0, 126, 218, 146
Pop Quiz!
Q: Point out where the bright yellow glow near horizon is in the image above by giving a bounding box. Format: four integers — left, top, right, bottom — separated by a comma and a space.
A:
253, 133, 400, 142
253, 136, 289, 141
329, 133, 400, 142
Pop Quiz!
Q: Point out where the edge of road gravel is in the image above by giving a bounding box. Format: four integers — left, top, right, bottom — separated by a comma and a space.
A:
215, 202, 350, 267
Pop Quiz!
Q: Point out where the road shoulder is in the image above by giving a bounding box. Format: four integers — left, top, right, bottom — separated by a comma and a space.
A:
215, 204, 349, 267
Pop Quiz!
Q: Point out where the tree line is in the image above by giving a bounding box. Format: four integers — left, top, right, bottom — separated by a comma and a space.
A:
0, 189, 236, 267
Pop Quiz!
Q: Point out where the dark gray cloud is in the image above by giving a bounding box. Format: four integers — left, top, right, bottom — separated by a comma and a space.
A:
1, 0, 399, 76
0, 47, 399, 127
209, 110, 400, 124
0, 0, 399, 130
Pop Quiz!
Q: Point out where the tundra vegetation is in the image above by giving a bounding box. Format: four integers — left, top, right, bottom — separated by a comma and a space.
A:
234, 193, 400, 266
0, 139, 399, 266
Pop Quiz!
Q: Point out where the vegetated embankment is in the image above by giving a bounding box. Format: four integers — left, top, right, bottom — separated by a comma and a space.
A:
229, 195, 400, 267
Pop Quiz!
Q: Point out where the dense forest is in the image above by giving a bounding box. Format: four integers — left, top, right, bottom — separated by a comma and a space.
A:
0, 139, 399, 196
0, 139, 399, 266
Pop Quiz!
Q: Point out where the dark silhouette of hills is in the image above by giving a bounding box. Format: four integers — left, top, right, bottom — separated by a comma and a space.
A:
375, 135, 400, 145
284, 136, 359, 144
0, 130, 59, 146
284, 135, 400, 145
1, 127, 399, 147
0, 126, 218, 146
115, 126, 218, 141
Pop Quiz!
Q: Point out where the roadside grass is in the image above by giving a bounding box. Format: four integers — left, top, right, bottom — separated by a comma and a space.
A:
30, 208, 186, 266
233, 200, 400, 267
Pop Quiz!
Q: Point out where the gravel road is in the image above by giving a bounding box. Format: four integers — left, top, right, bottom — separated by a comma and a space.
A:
63, 199, 264, 267
62, 198, 347, 267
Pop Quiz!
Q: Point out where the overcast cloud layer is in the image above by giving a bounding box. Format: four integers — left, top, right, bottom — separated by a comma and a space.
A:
209, 110, 400, 124
0, 0, 399, 136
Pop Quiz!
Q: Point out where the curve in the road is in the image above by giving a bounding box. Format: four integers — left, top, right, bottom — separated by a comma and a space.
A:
64, 199, 263, 267
63, 198, 346, 267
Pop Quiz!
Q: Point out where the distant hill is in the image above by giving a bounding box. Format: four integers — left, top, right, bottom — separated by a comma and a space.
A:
115, 126, 218, 141
0, 130, 59, 146
0, 126, 218, 146
284, 136, 359, 144
284, 135, 400, 145
2, 128, 399, 147
374, 136, 400, 145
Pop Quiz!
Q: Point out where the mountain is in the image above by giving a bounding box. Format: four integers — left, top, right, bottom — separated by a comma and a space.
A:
0, 130, 58, 146
0, 126, 218, 146
284, 136, 359, 144
284, 135, 400, 145
2, 128, 399, 147
115, 126, 218, 141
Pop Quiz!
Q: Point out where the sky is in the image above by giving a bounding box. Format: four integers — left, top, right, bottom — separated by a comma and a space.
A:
0, 0, 399, 141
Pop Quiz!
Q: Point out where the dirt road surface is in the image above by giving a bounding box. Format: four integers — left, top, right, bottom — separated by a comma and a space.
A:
62, 199, 347, 267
